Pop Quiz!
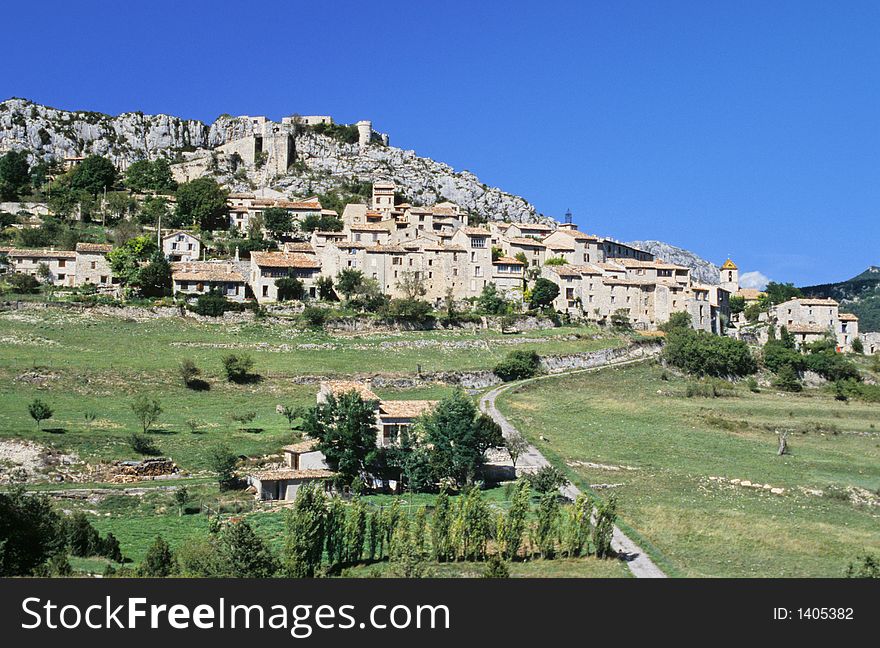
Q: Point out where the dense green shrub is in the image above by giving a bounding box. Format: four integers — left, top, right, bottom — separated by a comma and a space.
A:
494, 350, 541, 381
4, 272, 40, 294
662, 328, 757, 377
222, 353, 257, 383
192, 289, 229, 316
382, 298, 433, 323
771, 364, 803, 392
805, 350, 861, 382
301, 306, 329, 328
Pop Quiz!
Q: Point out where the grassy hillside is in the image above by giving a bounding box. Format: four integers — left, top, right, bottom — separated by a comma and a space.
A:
0, 305, 622, 473
801, 266, 880, 331
497, 362, 880, 577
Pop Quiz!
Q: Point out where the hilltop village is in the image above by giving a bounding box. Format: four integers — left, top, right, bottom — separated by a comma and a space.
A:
1, 174, 868, 354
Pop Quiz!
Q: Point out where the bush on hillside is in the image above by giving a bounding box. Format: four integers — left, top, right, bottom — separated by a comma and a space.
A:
662, 328, 757, 378
494, 350, 541, 382
805, 350, 861, 382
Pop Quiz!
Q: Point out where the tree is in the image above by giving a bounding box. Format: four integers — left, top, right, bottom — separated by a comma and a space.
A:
136, 251, 172, 297
103, 191, 138, 224
28, 398, 53, 429
505, 433, 530, 471
431, 490, 454, 562
593, 495, 617, 559
124, 158, 177, 194
221, 521, 278, 577
62, 512, 102, 557
222, 353, 256, 383
529, 277, 559, 309
130, 396, 162, 434
728, 295, 746, 315
276, 275, 305, 301
660, 311, 692, 333
316, 275, 336, 301
107, 235, 158, 286
179, 358, 202, 388
475, 282, 510, 315
763, 281, 802, 305
173, 486, 189, 517
300, 212, 343, 233
335, 268, 365, 300
138, 195, 170, 226
420, 390, 495, 486
851, 337, 864, 354
494, 350, 541, 381
262, 207, 293, 238
535, 491, 560, 558
0, 485, 63, 576
525, 465, 569, 493
483, 555, 510, 578
175, 178, 228, 230
304, 391, 379, 484
284, 485, 327, 578
382, 298, 433, 323
209, 445, 238, 490
192, 289, 230, 317
5, 273, 40, 294
455, 486, 492, 561
138, 535, 176, 577
662, 328, 757, 377
610, 308, 632, 330
0, 150, 31, 200
396, 270, 427, 301
69, 155, 117, 195
500, 480, 530, 559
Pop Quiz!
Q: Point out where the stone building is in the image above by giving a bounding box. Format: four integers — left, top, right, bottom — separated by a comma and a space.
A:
770, 297, 859, 351
74, 243, 115, 289
6, 248, 77, 286
249, 251, 322, 302
171, 260, 248, 301
162, 230, 201, 262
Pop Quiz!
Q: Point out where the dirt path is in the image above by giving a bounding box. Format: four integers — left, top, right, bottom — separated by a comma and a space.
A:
480, 353, 668, 579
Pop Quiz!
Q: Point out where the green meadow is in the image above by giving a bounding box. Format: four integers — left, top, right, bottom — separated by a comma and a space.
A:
497, 362, 880, 577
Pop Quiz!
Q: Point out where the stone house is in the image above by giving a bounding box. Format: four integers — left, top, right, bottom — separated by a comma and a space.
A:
600, 239, 654, 262
250, 251, 322, 302
491, 256, 525, 299
770, 297, 859, 351
162, 230, 201, 262
74, 243, 115, 290
6, 248, 77, 287
450, 227, 493, 298
247, 468, 337, 501
860, 332, 880, 355
171, 260, 248, 301
282, 439, 330, 471
505, 222, 554, 239
504, 237, 546, 268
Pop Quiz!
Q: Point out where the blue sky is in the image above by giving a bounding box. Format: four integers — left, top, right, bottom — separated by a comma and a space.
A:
5, 1, 879, 286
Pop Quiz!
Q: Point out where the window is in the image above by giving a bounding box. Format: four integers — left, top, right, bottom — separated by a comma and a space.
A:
262, 285, 268, 297
474, 266, 483, 277
100, 275, 108, 284
57, 274, 65, 280
90, 261, 96, 269
471, 237, 487, 249
58, 259, 66, 268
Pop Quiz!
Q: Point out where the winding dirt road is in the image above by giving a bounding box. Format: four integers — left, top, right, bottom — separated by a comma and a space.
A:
480, 354, 668, 578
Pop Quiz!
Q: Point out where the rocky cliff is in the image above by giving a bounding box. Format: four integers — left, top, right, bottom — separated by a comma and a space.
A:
0, 97, 540, 222
627, 240, 720, 285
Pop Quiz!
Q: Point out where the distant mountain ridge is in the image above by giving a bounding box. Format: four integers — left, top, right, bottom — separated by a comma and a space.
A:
801, 266, 880, 332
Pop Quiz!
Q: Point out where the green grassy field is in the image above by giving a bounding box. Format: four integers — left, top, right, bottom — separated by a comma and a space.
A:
0, 306, 621, 472
497, 362, 880, 577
